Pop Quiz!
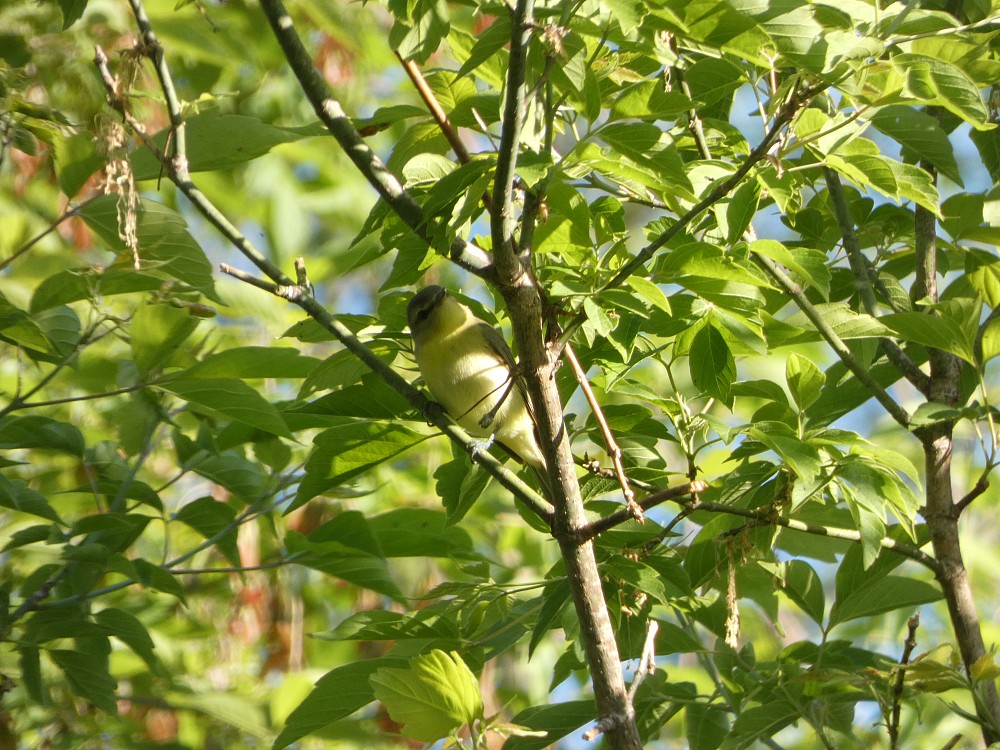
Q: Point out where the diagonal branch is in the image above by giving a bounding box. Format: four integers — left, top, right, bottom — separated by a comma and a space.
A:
564, 343, 642, 520
754, 252, 912, 428
214, 261, 554, 525
558, 83, 824, 350
396, 52, 471, 164
257, 0, 493, 279
824, 168, 930, 394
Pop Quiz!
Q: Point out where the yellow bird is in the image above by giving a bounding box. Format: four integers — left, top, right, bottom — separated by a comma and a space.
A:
407, 285, 547, 475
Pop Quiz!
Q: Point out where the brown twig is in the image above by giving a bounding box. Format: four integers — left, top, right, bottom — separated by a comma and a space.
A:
564, 343, 642, 520
888, 612, 920, 749
396, 52, 471, 164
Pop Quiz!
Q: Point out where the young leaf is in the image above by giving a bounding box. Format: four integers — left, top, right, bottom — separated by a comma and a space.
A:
785, 353, 825, 411
689, 325, 736, 402
370, 649, 484, 742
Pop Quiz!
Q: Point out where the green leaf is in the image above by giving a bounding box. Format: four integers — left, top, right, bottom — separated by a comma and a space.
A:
687, 703, 730, 750
182, 347, 319, 379
0, 475, 62, 523
609, 80, 693, 120
829, 575, 942, 628
295, 420, 431, 506
748, 424, 821, 483
880, 312, 976, 364
319, 609, 460, 644
30, 267, 166, 312
370, 650, 484, 742
870, 105, 963, 187
717, 179, 759, 245
53, 131, 102, 198
175, 497, 240, 567
129, 113, 312, 179
130, 301, 200, 376
777, 303, 890, 342
892, 53, 990, 129
981, 317, 1000, 363
456, 15, 511, 77
782, 560, 825, 626
50, 648, 117, 714
0, 416, 84, 457
750, 240, 830, 300
273, 657, 409, 749
785, 353, 825, 411
158, 377, 292, 438
176, 443, 267, 500
77, 195, 218, 299
388, 0, 450, 63
966, 248, 1000, 309
435, 456, 491, 526
719, 699, 799, 750
57, 0, 88, 28
689, 325, 735, 402
93, 608, 163, 674
367, 508, 476, 558
285, 532, 404, 601
503, 701, 595, 750
128, 558, 187, 603
0, 291, 50, 352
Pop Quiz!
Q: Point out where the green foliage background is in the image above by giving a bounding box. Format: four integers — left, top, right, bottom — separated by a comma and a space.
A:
2, 0, 1000, 748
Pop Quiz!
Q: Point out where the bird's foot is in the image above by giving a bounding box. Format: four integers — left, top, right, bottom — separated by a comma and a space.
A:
469, 434, 495, 459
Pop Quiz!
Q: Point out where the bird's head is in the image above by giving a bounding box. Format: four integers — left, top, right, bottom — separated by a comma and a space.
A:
407, 285, 468, 346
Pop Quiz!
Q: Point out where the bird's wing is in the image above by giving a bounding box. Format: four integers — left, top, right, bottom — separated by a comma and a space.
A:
476, 321, 538, 423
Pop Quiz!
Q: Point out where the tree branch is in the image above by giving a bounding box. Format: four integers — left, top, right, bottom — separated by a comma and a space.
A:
754, 252, 911, 428
396, 52, 471, 165
257, 0, 494, 279
491, 0, 534, 280
824, 168, 930, 394
558, 83, 824, 350
888, 612, 920, 750
564, 343, 642, 520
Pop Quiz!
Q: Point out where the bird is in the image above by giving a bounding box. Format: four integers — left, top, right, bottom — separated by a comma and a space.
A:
407, 285, 548, 477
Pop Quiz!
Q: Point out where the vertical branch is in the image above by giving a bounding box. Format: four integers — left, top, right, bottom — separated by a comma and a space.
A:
913, 164, 1000, 742
888, 612, 920, 749
491, 0, 533, 279
490, 1, 643, 747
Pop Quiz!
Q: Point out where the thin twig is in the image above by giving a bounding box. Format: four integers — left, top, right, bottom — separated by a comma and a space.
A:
754, 252, 912, 428
396, 52, 471, 164
0, 317, 111, 418
0, 206, 78, 273
574, 481, 707, 542
955, 476, 991, 515
824, 168, 930, 394
626, 620, 659, 702
171, 555, 304, 575
888, 612, 920, 749
564, 343, 641, 520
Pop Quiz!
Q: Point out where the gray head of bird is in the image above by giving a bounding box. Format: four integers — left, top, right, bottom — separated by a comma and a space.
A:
407, 285, 462, 346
